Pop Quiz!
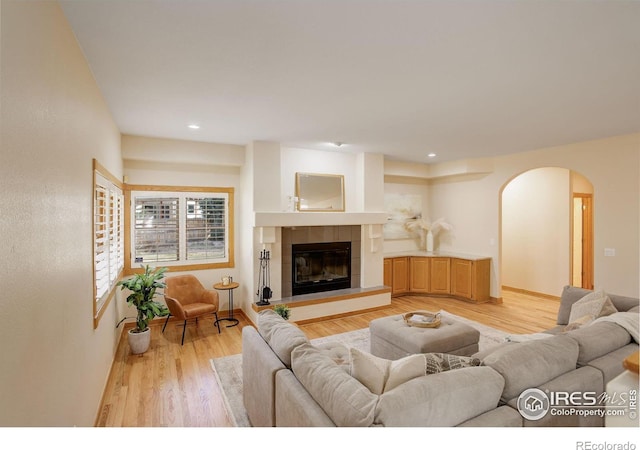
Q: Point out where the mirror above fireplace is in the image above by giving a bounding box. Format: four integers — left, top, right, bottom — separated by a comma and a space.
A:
295, 172, 345, 212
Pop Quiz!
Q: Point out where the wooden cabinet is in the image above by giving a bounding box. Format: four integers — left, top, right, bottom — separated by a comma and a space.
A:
383, 258, 393, 289
429, 257, 451, 295
451, 258, 490, 302
409, 257, 430, 293
392, 257, 409, 295
384, 254, 491, 302
384, 257, 409, 296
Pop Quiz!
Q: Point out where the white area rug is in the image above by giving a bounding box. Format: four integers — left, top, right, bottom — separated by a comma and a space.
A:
210, 310, 510, 427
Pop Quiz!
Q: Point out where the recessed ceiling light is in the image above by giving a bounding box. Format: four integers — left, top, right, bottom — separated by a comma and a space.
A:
427, 153, 437, 158
188, 124, 200, 129
331, 142, 344, 147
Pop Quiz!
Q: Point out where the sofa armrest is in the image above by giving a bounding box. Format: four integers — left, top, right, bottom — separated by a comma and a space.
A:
164, 295, 186, 320
242, 326, 286, 427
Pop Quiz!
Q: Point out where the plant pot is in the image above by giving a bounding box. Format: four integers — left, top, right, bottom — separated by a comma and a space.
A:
128, 328, 151, 354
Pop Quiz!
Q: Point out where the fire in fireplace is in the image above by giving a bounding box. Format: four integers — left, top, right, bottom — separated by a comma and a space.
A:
292, 242, 351, 296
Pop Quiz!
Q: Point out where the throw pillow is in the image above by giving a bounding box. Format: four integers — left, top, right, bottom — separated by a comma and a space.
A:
349, 348, 391, 395
567, 290, 618, 325
430, 353, 482, 370
563, 314, 594, 332
386, 353, 441, 392
349, 348, 439, 394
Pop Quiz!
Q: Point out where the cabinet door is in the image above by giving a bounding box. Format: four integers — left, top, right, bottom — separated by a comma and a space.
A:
472, 258, 491, 302
451, 258, 473, 299
409, 257, 430, 292
429, 257, 451, 294
391, 257, 409, 295
383, 258, 393, 288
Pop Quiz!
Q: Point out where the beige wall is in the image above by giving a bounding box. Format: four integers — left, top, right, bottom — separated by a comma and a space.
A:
121, 135, 246, 314
428, 133, 640, 298
0, 1, 122, 425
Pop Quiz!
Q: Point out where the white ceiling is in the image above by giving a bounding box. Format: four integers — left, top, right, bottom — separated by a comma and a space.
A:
60, 0, 640, 164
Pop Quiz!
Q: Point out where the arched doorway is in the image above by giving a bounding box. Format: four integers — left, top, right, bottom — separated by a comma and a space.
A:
500, 167, 593, 297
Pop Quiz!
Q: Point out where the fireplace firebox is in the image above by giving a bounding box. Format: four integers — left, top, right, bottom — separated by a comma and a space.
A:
292, 242, 351, 296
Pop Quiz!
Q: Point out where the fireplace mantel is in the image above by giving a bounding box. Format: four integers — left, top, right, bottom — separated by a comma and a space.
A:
253, 211, 388, 227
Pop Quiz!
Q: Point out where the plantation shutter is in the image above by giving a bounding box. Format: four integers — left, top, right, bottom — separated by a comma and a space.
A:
94, 172, 124, 305
186, 196, 227, 260
94, 178, 109, 301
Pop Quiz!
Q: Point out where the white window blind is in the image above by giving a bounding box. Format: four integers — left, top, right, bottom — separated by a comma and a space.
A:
186, 196, 226, 261
130, 191, 229, 267
94, 171, 124, 311
134, 197, 179, 262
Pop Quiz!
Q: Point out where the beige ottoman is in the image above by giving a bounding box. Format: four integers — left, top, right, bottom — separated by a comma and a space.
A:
369, 314, 480, 360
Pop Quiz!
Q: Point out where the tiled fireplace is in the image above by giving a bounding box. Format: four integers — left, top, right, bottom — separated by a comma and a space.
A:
281, 225, 361, 298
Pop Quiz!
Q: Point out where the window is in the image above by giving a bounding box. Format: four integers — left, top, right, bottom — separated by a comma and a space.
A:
127, 186, 234, 272
93, 160, 124, 329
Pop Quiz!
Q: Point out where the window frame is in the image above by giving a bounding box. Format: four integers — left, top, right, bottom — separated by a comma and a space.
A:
124, 184, 235, 275
93, 159, 124, 329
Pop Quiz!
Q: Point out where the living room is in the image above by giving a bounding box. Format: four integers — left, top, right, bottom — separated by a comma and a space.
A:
1, 0, 638, 446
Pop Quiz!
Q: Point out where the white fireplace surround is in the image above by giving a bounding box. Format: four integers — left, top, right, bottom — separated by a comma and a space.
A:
245, 145, 391, 322
255, 212, 388, 291
254, 211, 388, 227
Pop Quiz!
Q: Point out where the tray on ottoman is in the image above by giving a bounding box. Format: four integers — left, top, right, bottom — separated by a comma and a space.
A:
369, 313, 480, 360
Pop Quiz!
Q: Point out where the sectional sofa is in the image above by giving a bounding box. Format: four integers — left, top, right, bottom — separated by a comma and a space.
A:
241, 286, 639, 427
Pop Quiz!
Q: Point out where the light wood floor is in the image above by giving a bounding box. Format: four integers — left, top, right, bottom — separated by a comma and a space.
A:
95, 289, 559, 427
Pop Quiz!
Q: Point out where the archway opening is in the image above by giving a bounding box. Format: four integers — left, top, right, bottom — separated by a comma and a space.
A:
500, 167, 593, 297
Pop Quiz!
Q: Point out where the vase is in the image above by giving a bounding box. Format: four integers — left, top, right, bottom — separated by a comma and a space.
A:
128, 328, 151, 354
425, 230, 434, 252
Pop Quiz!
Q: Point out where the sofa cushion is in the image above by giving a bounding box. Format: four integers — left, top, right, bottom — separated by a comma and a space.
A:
557, 286, 593, 325
482, 334, 579, 402
374, 366, 505, 426
507, 366, 604, 427
458, 405, 523, 427
608, 293, 640, 313
257, 309, 309, 368
291, 343, 378, 427
349, 348, 482, 394
565, 321, 632, 365
587, 343, 639, 385
567, 289, 617, 325
315, 342, 351, 373
349, 348, 442, 394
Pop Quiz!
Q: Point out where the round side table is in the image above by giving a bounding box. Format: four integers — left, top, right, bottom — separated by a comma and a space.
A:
213, 281, 240, 327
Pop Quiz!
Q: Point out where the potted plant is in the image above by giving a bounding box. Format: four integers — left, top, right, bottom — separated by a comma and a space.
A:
117, 265, 170, 354
273, 304, 291, 321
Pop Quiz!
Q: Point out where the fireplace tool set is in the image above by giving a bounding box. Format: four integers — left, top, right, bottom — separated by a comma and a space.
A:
256, 249, 272, 306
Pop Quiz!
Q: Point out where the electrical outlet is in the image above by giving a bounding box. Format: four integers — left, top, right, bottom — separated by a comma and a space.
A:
604, 248, 616, 257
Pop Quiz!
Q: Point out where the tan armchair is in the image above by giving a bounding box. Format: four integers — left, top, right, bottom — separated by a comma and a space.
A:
163, 275, 221, 345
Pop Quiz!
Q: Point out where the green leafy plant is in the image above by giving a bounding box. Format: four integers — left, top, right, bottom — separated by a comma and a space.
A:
273, 304, 291, 321
117, 265, 170, 333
